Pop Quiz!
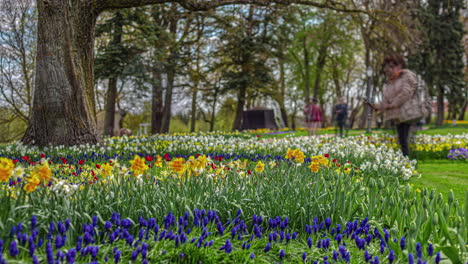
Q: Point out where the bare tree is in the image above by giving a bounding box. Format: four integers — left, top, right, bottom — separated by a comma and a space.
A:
0, 0, 36, 138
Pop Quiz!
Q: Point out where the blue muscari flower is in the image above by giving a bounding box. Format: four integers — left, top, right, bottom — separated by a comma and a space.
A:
131, 250, 138, 261
114, 250, 121, 263
28, 236, 35, 257
416, 242, 422, 258
279, 249, 285, 259
217, 222, 224, 235
400, 237, 406, 250
55, 235, 64, 249
236, 209, 242, 216
374, 256, 380, 264
10, 226, 16, 237
264, 243, 271, 253
427, 243, 434, 256
408, 253, 414, 264
31, 216, 37, 230
335, 233, 342, 244
246, 243, 251, 249
307, 237, 313, 248
325, 217, 332, 229
58, 221, 66, 234
179, 252, 185, 259
9, 241, 19, 257
364, 250, 371, 262
366, 234, 373, 244
292, 232, 298, 240
389, 250, 395, 264
250, 253, 255, 259
332, 250, 339, 261
32, 255, 39, 264
374, 227, 381, 239
46, 242, 54, 264
302, 252, 307, 262
435, 252, 441, 264
105, 221, 113, 230
286, 233, 291, 243
49, 222, 56, 233
66, 249, 76, 264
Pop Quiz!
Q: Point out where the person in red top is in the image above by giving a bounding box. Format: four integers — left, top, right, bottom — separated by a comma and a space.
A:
304, 98, 323, 136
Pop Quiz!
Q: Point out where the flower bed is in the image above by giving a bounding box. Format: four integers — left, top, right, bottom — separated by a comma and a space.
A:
0, 132, 467, 263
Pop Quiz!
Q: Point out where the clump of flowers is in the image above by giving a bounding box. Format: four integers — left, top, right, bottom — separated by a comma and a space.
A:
285, 148, 306, 163
100, 163, 113, 178
169, 157, 186, 176
31, 162, 52, 183
447, 148, 467, 160
0, 157, 14, 182
130, 155, 149, 176
254, 161, 265, 173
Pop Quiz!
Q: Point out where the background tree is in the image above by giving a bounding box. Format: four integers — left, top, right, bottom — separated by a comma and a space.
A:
95, 9, 147, 136
0, 0, 36, 141
409, 0, 466, 125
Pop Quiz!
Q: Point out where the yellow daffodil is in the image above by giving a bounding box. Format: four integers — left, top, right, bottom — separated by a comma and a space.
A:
255, 161, 265, 173
130, 155, 149, 176
0, 157, 14, 182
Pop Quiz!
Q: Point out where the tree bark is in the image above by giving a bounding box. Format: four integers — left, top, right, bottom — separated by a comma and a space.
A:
232, 85, 247, 130
151, 69, 164, 134
160, 4, 178, 133
103, 12, 123, 137
436, 84, 444, 126
458, 100, 467, 121
313, 45, 327, 99
278, 60, 289, 128
302, 33, 310, 102
190, 82, 198, 133
104, 77, 118, 136
22, 0, 100, 146
210, 86, 219, 131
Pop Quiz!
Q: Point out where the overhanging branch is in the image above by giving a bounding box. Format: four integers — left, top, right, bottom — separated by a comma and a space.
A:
99, 0, 367, 13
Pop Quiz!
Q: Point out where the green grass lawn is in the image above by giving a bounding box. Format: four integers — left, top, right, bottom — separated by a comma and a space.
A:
411, 160, 468, 207
418, 125, 468, 135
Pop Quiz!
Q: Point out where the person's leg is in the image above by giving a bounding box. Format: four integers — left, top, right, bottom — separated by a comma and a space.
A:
397, 123, 410, 156
339, 121, 344, 137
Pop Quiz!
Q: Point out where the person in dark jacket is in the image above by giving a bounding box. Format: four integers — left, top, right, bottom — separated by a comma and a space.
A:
334, 96, 348, 137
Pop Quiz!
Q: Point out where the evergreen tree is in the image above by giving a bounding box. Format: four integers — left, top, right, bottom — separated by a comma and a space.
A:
409, 0, 465, 125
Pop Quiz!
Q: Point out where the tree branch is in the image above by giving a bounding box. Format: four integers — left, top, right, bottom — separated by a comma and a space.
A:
99, 0, 367, 13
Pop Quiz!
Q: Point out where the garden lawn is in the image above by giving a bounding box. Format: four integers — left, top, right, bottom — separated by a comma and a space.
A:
418, 125, 468, 135
412, 159, 468, 206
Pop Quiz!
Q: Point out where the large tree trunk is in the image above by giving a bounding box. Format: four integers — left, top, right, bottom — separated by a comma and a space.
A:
160, 5, 178, 134
210, 87, 219, 132
278, 59, 289, 128
104, 77, 118, 136
303, 34, 310, 102
151, 69, 163, 134
312, 46, 327, 99
232, 85, 247, 131
22, 0, 99, 146
103, 12, 123, 137
436, 84, 444, 126
161, 68, 174, 133
190, 83, 198, 133
458, 100, 467, 121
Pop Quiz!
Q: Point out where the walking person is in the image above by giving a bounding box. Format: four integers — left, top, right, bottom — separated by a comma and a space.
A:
334, 96, 348, 137
304, 98, 323, 136
372, 53, 418, 157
